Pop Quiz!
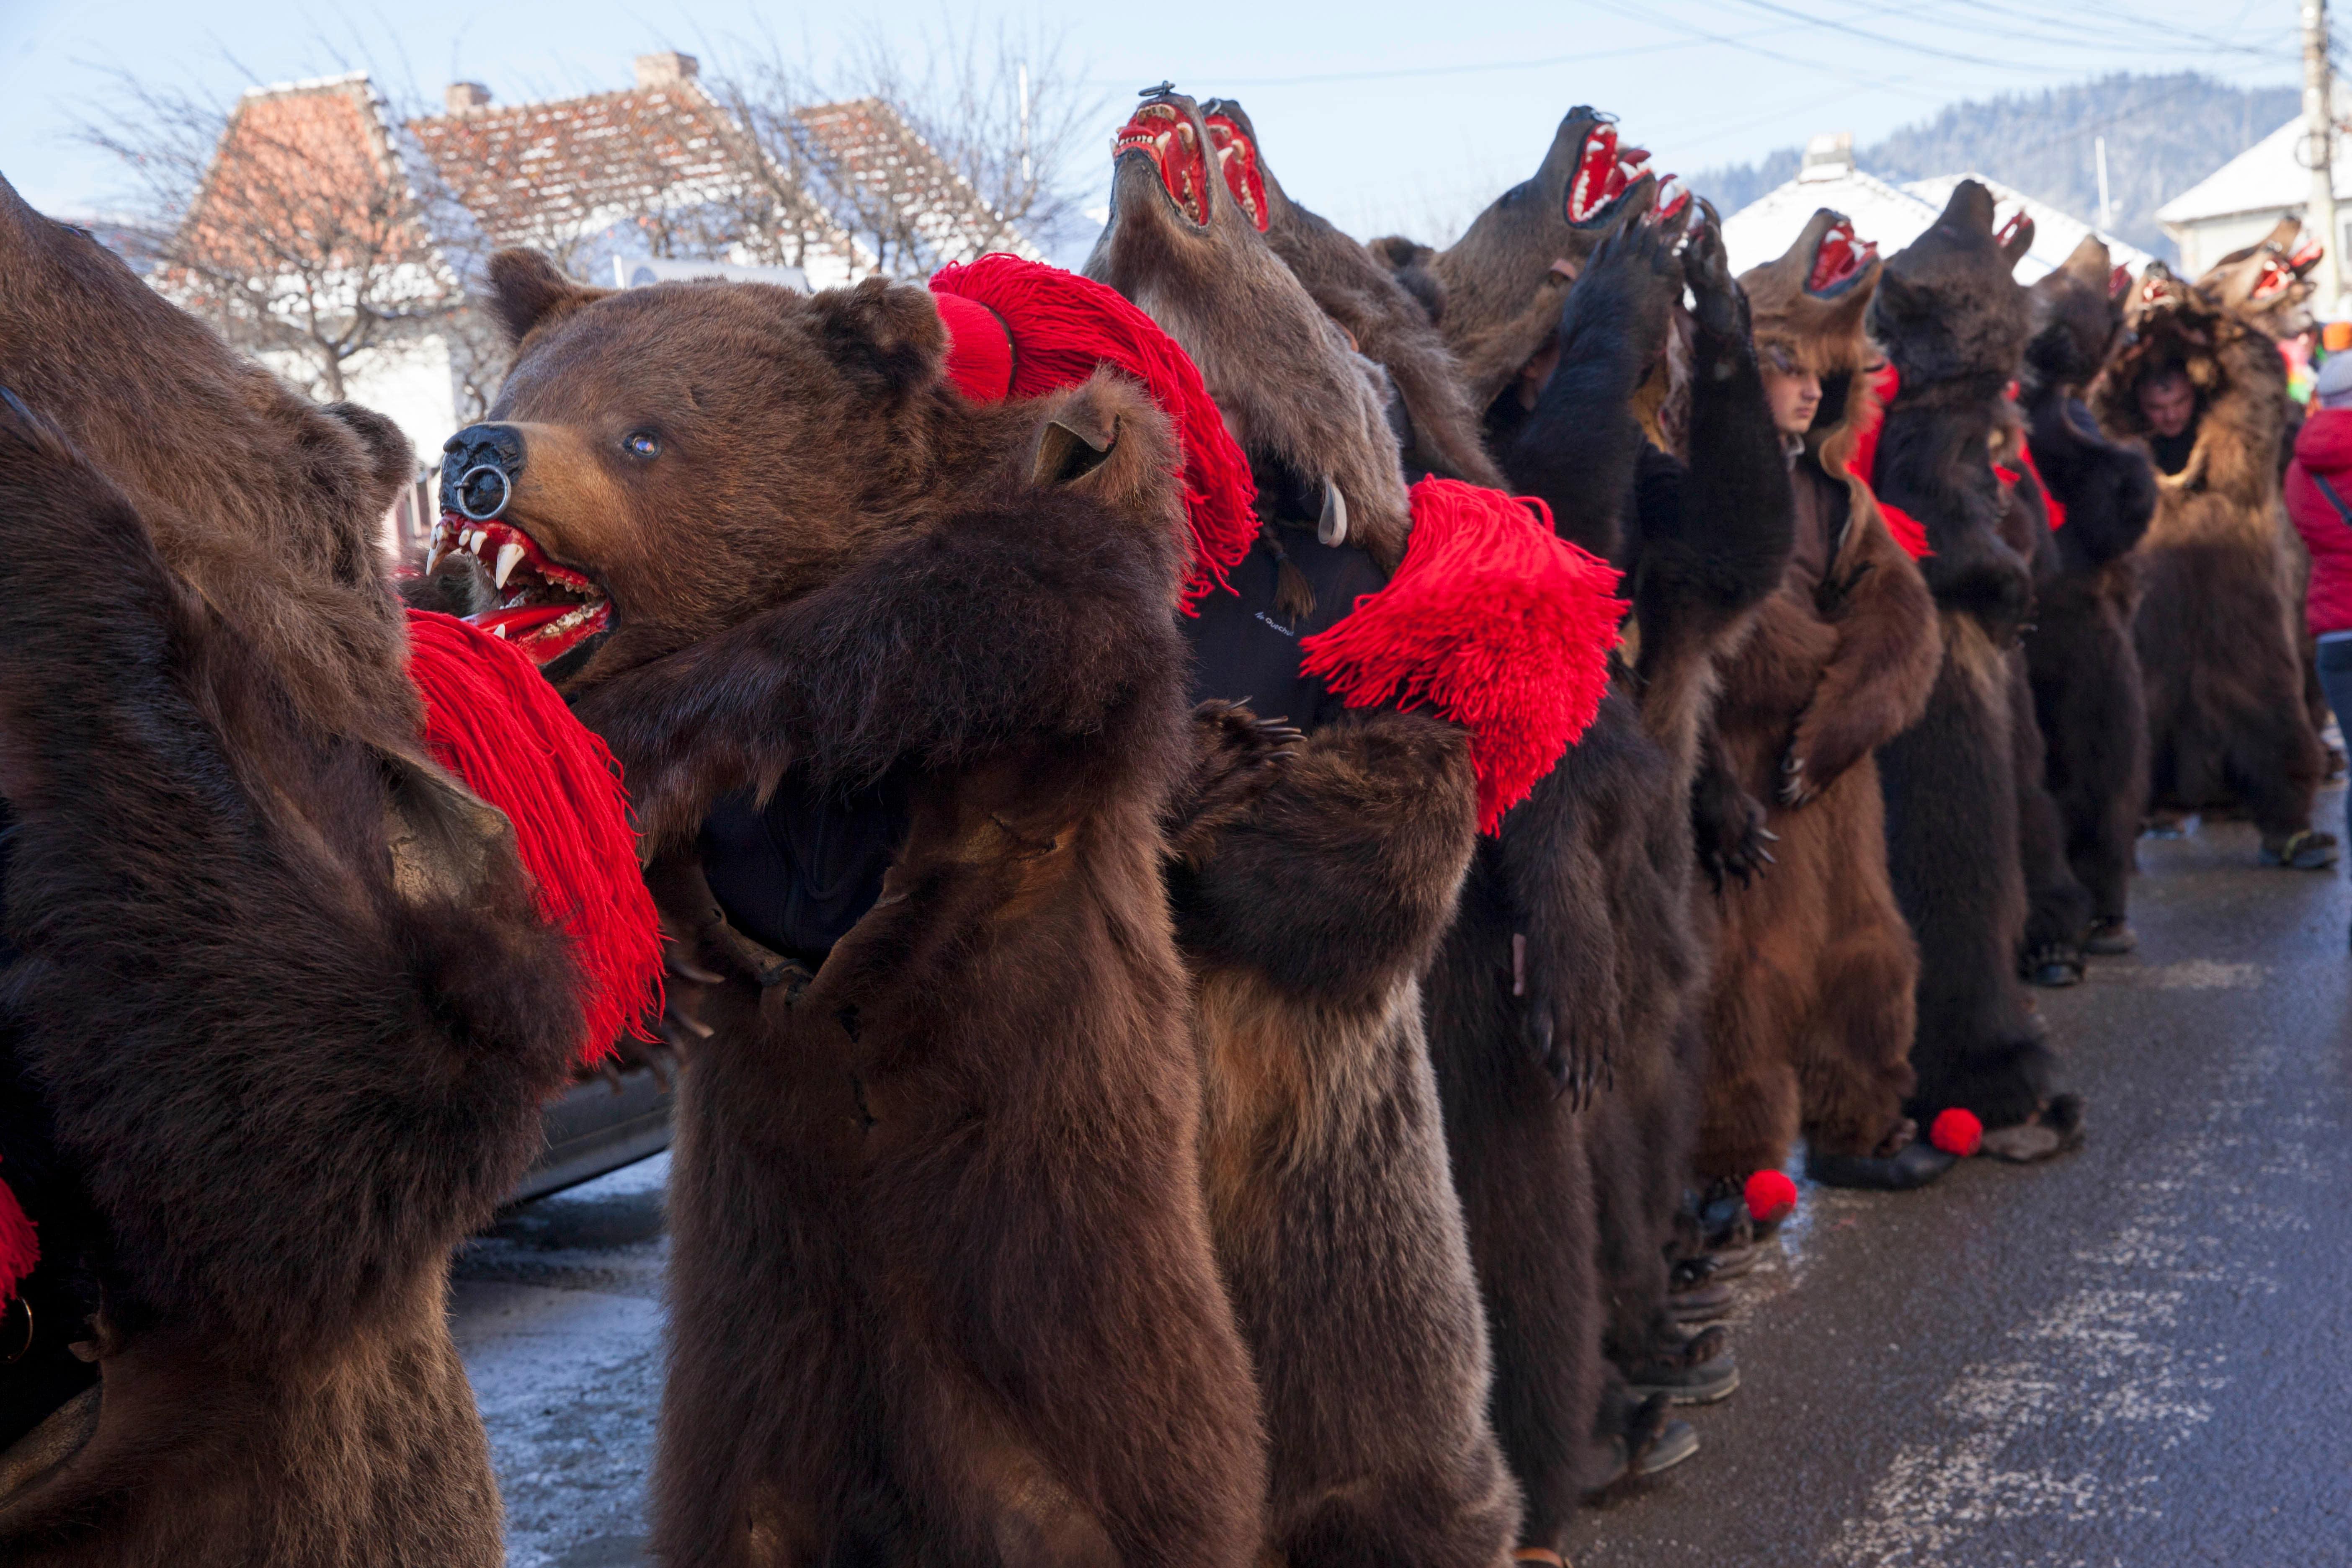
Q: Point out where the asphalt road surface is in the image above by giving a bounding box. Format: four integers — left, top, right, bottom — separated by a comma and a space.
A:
456, 789, 2352, 1567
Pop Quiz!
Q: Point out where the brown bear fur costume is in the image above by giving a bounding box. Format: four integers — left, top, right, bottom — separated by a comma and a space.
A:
1374, 110, 1792, 1523
1434, 128, 1794, 1388
470, 255, 1269, 1566
1990, 402, 2101, 987
1195, 98, 1508, 493
2092, 262, 2328, 856
1868, 182, 2078, 1137
1689, 210, 1942, 1189
0, 175, 586, 1565
1082, 90, 1522, 1568
2194, 224, 2337, 768
1248, 108, 1665, 1531
2017, 238, 2157, 954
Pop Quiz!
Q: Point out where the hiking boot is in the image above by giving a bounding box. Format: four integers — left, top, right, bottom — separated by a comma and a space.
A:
1978, 1092, 2087, 1163
2259, 829, 2339, 869
1806, 1138, 1958, 1190
1668, 1279, 1734, 1324
2083, 917, 2137, 956
2021, 941, 2085, 987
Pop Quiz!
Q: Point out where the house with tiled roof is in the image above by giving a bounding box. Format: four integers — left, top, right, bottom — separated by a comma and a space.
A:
406, 52, 869, 290
173, 52, 1039, 549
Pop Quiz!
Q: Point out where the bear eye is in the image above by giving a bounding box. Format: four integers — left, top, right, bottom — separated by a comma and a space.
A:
624, 431, 661, 460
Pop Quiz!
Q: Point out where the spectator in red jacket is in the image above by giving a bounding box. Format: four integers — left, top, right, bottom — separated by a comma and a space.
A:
2282, 349, 2352, 871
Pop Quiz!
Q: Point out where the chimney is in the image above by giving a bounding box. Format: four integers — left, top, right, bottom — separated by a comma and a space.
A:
445, 82, 492, 113
1798, 131, 1856, 183
634, 52, 699, 91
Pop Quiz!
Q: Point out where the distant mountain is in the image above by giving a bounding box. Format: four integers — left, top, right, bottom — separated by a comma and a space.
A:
1689, 72, 2301, 263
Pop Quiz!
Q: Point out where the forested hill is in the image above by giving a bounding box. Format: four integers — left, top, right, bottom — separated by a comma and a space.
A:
1690, 73, 2300, 261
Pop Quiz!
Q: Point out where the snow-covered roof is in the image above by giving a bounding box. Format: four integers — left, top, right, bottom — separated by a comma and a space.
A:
1722, 164, 1937, 279
2156, 85, 2352, 225
1903, 174, 2154, 277
1723, 160, 2149, 285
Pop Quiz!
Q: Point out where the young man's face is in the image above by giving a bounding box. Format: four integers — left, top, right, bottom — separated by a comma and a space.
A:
2138, 371, 2197, 439
1760, 361, 1822, 438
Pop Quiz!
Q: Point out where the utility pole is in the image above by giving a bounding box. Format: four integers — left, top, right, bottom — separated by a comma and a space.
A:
2095, 135, 2112, 234
2305, 0, 2341, 312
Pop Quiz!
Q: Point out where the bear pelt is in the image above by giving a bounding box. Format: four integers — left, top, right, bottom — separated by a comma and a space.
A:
2017, 236, 2156, 945
2091, 260, 2325, 842
1388, 121, 1791, 1529
2194, 218, 2337, 756
1688, 208, 1941, 1186
1867, 180, 2063, 1131
474, 253, 1269, 1567
1084, 90, 1521, 1568
0, 173, 584, 1567
1194, 98, 1507, 491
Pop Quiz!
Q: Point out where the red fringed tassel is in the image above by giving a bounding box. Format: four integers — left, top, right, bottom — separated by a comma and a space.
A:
0, 1166, 35, 1309
405, 610, 664, 1065
1845, 363, 1935, 561
2016, 442, 2067, 530
1299, 478, 1626, 833
931, 254, 1259, 613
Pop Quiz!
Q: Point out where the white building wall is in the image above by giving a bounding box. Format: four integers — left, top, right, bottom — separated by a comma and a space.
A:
339, 333, 463, 474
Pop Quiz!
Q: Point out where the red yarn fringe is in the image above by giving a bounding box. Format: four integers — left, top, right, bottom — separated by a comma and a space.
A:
405, 611, 663, 1065
2014, 442, 2067, 530
1844, 363, 1935, 561
0, 1166, 35, 1308
1299, 478, 1626, 833
930, 255, 1259, 613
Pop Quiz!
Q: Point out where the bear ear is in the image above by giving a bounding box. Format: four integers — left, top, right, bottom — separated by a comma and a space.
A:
320, 401, 417, 496
809, 278, 949, 395
487, 250, 606, 344
1998, 214, 2037, 271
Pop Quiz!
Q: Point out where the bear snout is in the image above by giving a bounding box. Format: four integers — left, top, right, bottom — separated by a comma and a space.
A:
441, 423, 526, 521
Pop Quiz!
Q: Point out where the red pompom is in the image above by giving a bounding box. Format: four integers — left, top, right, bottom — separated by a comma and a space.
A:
930, 254, 1259, 614
0, 1163, 36, 1309
1930, 1107, 1984, 1157
1844, 361, 1936, 561
1745, 1168, 1799, 1225
1298, 479, 1626, 832
405, 610, 665, 1065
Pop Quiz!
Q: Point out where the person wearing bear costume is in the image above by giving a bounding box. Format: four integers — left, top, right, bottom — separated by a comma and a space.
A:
1080, 87, 1532, 1568
1989, 392, 2103, 991
0, 174, 613, 1566
1687, 209, 1944, 1195
2091, 260, 2335, 870
1866, 181, 2084, 1157
1187, 100, 1681, 1538
458, 253, 1270, 1566
2014, 237, 2159, 962
1377, 108, 1795, 1497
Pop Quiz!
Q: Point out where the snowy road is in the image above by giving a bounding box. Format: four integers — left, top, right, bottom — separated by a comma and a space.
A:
454, 794, 2352, 1565
454, 1151, 668, 1568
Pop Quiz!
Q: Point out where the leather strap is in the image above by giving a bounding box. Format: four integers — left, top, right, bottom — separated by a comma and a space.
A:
2314, 470, 2352, 528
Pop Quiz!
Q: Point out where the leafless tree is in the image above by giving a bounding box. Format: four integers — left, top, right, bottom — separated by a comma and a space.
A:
841, 15, 1106, 263
74, 72, 465, 405
707, 17, 1105, 277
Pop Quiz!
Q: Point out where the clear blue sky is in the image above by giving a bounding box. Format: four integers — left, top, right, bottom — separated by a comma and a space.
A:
0, 0, 2306, 245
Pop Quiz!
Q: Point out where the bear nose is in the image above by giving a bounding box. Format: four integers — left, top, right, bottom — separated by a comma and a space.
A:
441, 423, 525, 521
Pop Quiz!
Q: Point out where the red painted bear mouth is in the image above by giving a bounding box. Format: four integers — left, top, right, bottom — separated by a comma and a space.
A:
1115, 101, 1211, 227
1203, 112, 1269, 233
1806, 217, 1877, 296
2248, 254, 2300, 304
1567, 124, 1652, 227
430, 513, 612, 667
